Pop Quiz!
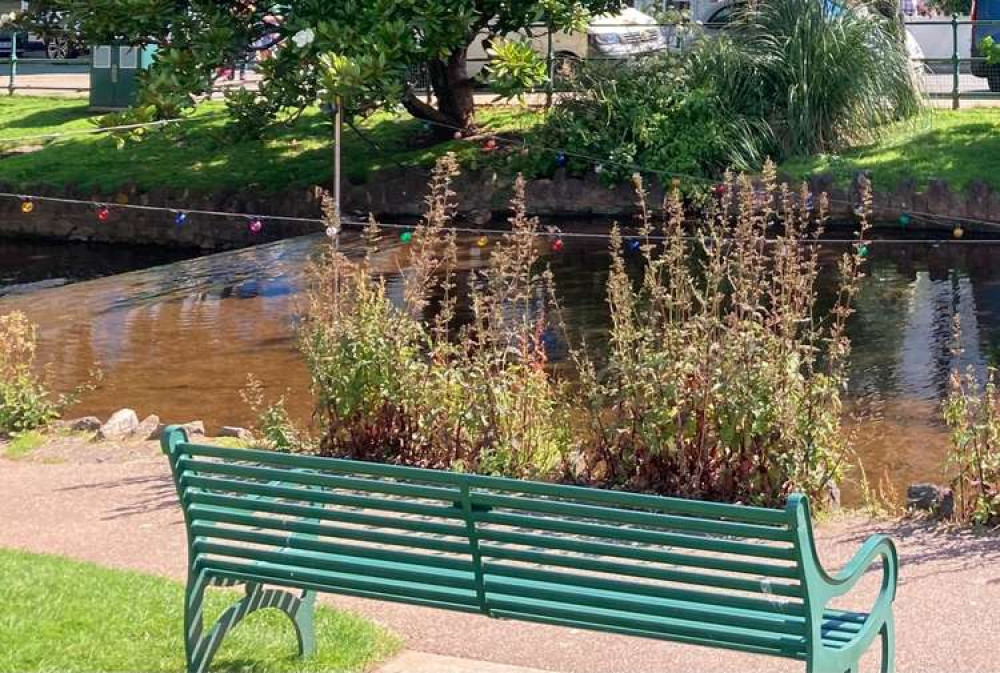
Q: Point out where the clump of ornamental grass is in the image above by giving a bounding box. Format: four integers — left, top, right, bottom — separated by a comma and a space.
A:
943, 317, 1000, 525
0, 312, 61, 436
300, 154, 570, 477
557, 162, 870, 508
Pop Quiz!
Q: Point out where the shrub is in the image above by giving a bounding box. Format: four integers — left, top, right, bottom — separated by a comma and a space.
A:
558, 163, 870, 507
299, 157, 868, 510
524, 53, 761, 183
301, 154, 570, 477
688, 0, 919, 160
0, 312, 59, 436
943, 318, 1000, 525
529, 0, 919, 183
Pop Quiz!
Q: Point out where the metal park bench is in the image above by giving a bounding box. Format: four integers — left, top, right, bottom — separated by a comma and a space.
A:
162, 426, 898, 673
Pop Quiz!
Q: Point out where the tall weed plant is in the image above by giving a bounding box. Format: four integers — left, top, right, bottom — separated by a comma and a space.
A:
0, 312, 59, 436
301, 155, 570, 477
299, 156, 867, 509
943, 318, 1000, 525
559, 163, 869, 506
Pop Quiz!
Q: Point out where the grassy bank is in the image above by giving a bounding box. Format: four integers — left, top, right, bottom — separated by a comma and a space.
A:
0, 96, 541, 194
781, 108, 1000, 193
0, 548, 400, 672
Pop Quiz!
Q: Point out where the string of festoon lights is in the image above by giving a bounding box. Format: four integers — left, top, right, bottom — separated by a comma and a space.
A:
1, 113, 994, 248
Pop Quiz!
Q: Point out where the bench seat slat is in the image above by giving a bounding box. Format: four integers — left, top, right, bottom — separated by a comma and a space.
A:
484, 554, 802, 598
477, 532, 798, 578
189, 523, 473, 571
180, 475, 467, 520
189, 505, 471, 554
486, 596, 808, 657
471, 497, 793, 542
199, 562, 480, 610
194, 542, 477, 591
188, 493, 469, 538
486, 576, 806, 634
483, 563, 804, 615
177, 442, 789, 525
177, 458, 461, 502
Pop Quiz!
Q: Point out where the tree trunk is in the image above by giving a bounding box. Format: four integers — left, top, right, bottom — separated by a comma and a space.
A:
402, 48, 476, 139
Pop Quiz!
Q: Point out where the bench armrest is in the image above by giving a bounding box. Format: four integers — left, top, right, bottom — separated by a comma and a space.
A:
821, 534, 898, 604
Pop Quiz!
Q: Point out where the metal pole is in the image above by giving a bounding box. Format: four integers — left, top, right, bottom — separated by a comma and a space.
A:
8, 32, 17, 96
952, 13, 960, 110
334, 96, 342, 223
545, 22, 554, 109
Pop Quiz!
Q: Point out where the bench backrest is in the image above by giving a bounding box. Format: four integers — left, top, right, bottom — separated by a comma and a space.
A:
163, 428, 817, 660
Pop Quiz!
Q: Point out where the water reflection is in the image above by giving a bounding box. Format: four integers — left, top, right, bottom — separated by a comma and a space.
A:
3, 232, 1000, 501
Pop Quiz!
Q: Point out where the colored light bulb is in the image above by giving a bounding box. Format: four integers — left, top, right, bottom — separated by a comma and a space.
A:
175, 212, 188, 226
627, 238, 642, 253
899, 213, 911, 226
476, 236, 489, 248
953, 226, 964, 239
400, 231, 413, 244
555, 152, 567, 167
97, 206, 110, 222
551, 238, 564, 252
858, 244, 870, 258
249, 218, 263, 234
20, 199, 34, 214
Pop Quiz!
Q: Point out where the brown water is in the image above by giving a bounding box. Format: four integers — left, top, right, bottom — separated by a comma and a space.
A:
2, 232, 997, 503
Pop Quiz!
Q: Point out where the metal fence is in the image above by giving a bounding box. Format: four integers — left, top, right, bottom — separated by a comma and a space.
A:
4, 17, 1000, 107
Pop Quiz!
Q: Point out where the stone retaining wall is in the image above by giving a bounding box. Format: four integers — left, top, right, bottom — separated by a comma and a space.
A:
1, 169, 998, 249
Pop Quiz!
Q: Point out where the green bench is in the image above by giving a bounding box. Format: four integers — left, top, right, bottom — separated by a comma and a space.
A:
162, 426, 898, 673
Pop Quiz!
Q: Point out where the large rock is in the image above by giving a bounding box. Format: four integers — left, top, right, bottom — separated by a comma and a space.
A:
63, 416, 102, 433
96, 409, 139, 441
134, 414, 161, 441
180, 421, 206, 437
218, 426, 254, 442
907, 483, 955, 519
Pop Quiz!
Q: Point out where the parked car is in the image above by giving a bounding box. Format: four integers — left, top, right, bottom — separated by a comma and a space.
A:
971, 0, 1000, 90
1, 1, 85, 59
466, 6, 667, 77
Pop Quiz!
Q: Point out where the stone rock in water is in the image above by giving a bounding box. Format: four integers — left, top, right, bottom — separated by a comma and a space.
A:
96, 409, 139, 441
134, 415, 161, 441
218, 426, 254, 442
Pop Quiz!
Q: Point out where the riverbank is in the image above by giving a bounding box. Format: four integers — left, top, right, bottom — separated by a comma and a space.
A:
3, 433, 999, 672
4, 98, 1000, 248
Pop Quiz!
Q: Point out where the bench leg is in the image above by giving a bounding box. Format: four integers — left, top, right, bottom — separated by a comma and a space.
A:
184, 574, 317, 673
880, 613, 895, 673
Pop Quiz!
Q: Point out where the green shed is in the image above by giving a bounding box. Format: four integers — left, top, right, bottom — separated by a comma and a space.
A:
89, 44, 156, 110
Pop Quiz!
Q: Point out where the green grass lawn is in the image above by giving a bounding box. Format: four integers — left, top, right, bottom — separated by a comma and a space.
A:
781, 108, 1000, 193
0, 548, 400, 672
0, 96, 542, 194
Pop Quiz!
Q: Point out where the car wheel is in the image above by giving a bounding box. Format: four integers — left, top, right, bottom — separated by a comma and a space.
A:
45, 38, 70, 60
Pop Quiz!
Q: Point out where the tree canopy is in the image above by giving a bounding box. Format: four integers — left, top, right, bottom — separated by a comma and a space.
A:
24, 0, 623, 133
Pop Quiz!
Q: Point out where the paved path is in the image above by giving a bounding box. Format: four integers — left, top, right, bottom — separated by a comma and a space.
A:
3, 457, 1000, 672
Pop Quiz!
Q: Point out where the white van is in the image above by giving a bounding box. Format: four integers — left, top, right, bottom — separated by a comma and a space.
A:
466, 6, 668, 77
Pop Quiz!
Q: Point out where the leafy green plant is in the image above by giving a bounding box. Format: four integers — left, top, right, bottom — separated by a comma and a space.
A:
485, 39, 549, 101
301, 155, 570, 477
557, 163, 870, 507
523, 53, 760, 184
691, 0, 919, 159
943, 317, 1000, 525
0, 312, 60, 436
240, 374, 309, 453
982, 36, 1000, 65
